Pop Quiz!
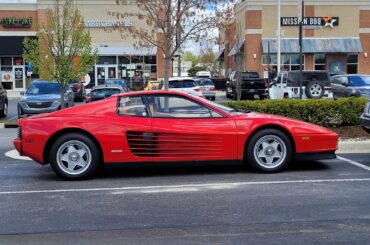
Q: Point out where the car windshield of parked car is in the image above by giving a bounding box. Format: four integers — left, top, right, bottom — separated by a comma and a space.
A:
92, 88, 121, 97
169, 80, 197, 88
349, 76, 370, 87
26, 83, 61, 95
198, 80, 214, 86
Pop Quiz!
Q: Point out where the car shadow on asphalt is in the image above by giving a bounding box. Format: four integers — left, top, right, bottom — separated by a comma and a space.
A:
96, 160, 330, 179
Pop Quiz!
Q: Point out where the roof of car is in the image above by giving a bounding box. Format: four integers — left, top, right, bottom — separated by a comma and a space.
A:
110, 90, 194, 98
168, 77, 195, 81
31, 80, 58, 84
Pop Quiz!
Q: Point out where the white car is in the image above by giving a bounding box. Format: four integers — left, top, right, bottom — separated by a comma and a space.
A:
195, 71, 212, 78
163, 77, 203, 97
195, 78, 216, 100
269, 71, 333, 99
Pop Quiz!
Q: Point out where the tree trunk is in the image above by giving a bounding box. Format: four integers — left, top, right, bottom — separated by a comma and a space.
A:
60, 81, 65, 109
164, 57, 171, 90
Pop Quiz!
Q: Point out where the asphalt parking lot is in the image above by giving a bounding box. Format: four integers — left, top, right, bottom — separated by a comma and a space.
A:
1, 128, 370, 244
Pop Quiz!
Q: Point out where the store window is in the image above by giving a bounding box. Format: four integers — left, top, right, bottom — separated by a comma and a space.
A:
347, 54, 358, 74
314, 54, 326, 70
262, 53, 304, 71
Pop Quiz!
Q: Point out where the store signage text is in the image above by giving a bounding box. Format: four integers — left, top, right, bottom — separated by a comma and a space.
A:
281, 17, 339, 28
83, 20, 133, 28
0, 17, 32, 28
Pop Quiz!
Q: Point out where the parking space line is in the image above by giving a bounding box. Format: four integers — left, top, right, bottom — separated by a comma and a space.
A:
337, 156, 370, 172
1, 178, 370, 195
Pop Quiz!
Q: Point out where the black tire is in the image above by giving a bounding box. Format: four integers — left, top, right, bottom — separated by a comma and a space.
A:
17, 104, 24, 117
245, 129, 293, 173
49, 133, 100, 180
305, 81, 325, 99
0, 101, 7, 118
283, 93, 289, 99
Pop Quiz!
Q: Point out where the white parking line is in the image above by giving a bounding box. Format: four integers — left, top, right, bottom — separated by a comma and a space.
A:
1, 178, 370, 195
337, 156, 370, 171
4, 150, 31, 161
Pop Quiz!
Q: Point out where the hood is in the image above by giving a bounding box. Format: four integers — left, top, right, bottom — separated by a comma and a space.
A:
21, 93, 61, 102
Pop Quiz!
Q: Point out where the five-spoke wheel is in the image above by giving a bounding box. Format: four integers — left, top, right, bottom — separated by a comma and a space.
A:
50, 133, 100, 180
246, 129, 292, 172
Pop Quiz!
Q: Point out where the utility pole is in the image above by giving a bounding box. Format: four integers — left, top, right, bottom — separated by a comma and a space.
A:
298, 0, 304, 99
277, 0, 281, 74
176, 0, 181, 77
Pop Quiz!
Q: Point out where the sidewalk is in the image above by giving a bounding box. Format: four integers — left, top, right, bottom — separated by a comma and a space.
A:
7, 91, 21, 98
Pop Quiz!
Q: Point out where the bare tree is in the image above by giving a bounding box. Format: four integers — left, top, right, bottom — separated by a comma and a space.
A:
23, 0, 97, 108
234, 24, 245, 101
108, 0, 234, 90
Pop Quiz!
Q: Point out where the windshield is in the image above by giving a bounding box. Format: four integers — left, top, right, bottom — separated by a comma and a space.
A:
187, 94, 239, 114
169, 80, 197, 88
26, 83, 61, 95
349, 76, 370, 87
92, 88, 121, 97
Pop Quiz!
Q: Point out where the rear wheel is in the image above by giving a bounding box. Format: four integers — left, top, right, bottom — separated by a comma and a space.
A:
49, 133, 100, 180
245, 129, 292, 173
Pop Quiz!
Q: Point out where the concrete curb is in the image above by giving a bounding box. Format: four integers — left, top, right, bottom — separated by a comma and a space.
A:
337, 140, 370, 154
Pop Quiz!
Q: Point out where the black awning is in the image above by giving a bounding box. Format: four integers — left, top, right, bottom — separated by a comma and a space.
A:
0, 36, 26, 55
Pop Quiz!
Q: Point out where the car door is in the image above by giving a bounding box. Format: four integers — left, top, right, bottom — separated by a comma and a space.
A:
145, 94, 238, 162
114, 95, 153, 162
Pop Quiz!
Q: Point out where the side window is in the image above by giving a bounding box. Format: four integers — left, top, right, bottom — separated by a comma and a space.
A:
338, 76, 348, 86
118, 96, 147, 117
146, 95, 212, 118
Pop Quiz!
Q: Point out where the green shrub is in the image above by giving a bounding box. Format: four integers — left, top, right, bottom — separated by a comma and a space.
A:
222, 97, 368, 127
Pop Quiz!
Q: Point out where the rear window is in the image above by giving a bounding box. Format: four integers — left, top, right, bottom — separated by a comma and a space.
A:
92, 88, 121, 96
198, 80, 214, 86
349, 76, 370, 87
240, 72, 259, 79
169, 80, 197, 88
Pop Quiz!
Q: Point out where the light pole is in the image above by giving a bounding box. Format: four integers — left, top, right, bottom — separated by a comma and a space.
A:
277, 0, 281, 74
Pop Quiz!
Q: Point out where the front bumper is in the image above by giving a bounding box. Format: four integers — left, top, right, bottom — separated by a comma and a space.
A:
21, 107, 59, 115
241, 89, 267, 96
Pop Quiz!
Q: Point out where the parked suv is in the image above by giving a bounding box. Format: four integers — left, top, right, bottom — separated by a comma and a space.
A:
226, 71, 267, 100
163, 77, 203, 97
195, 78, 216, 100
269, 71, 333, 99
0, 82, 8, 118
361, 99, 370, 133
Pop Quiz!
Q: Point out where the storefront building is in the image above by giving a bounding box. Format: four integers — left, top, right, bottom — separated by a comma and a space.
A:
218, 0, 370, 78
0, 0, 166, 91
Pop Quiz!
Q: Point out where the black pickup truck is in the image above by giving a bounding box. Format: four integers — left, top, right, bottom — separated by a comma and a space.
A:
226, 71, 267, 100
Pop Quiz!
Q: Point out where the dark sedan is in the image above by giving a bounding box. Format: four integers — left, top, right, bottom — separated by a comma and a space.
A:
18, 80, 74, 116
86, 85, 124, 103
330, 75, 370, 98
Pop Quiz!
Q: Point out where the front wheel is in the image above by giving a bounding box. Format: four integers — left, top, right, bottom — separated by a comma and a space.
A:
245, 129, 292, 173
49, 133, 100, 180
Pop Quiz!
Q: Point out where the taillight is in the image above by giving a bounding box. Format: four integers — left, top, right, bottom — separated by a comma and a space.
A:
194, 88, 200, 92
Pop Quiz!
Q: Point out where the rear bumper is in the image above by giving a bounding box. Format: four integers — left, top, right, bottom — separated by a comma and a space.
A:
241, 89, 267, 96
13, 139, 22, 155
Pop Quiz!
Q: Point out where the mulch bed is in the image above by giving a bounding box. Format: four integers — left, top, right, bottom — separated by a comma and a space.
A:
329, 125, 370, 140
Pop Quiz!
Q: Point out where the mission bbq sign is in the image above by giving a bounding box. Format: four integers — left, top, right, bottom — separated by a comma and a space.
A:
281, 17, 339, 28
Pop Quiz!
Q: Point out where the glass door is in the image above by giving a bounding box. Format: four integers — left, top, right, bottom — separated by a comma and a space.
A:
13, 65, 25, 90
96, 65, 106, 85
107, 66, 117, 79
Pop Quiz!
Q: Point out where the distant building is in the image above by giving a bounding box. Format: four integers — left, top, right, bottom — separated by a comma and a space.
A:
218, 0, 370, 77
0, 0, 168, 91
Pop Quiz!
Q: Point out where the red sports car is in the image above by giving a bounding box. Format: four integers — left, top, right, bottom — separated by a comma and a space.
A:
13, 90, 338, 180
